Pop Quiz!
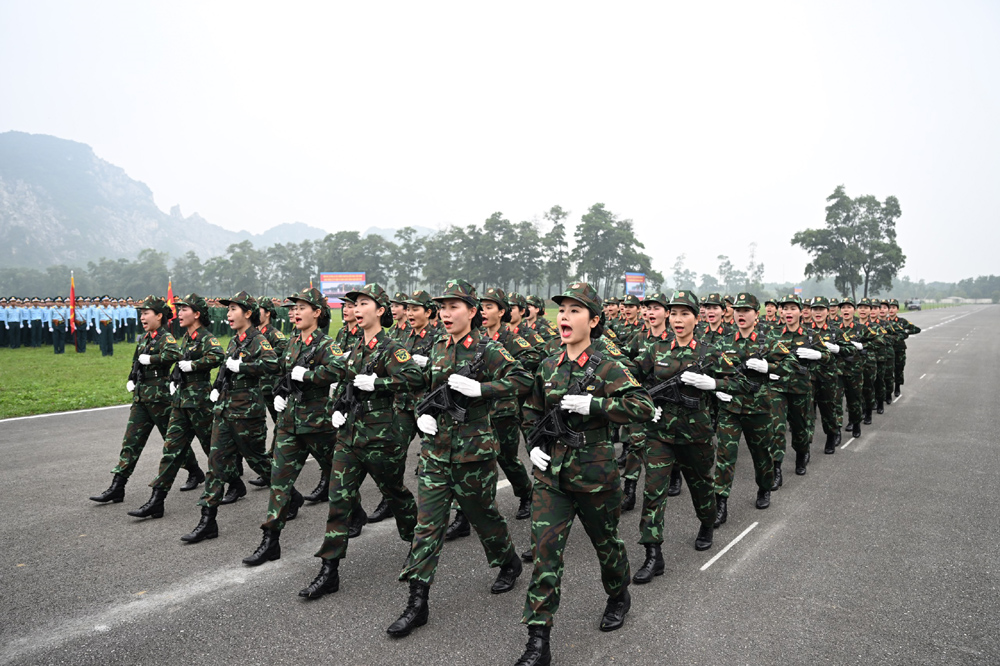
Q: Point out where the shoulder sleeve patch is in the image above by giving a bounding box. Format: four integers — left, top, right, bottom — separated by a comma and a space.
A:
259, 339, 273, 351
605, 341, 623, 356
330, 344, 344, 356
165, 334, 176, 344
622, 368, 640, 387
209, 337, 221, 347
516, 336, 530, 349
274, 330, 285, 339
394, 348, 412, 363
499, 347, 516, 363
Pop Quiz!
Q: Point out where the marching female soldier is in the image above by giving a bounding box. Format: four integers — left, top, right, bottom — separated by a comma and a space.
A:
887, 298, 921, 396
247, 298, 291, 491
837, 298, 867, 438
855, 299, 886, 421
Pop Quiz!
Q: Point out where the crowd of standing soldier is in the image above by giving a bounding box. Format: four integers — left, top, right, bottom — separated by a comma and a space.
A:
83, 281, 919, 666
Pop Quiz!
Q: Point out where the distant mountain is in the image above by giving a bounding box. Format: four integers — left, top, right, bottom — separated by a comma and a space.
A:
0, 131, 330, 267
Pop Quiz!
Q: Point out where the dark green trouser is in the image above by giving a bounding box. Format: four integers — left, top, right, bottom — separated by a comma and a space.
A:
883, 346, 896, 399
99, 325, 114, 356
862, 360, 878, 410
492, 414, 533, 500
399, 456, 516, 585
715, 410, 774, 498
522, 481, 629, 627
771, 390, 813, 463
873, 358, 886, 405
110, 399, 173, 478
894, 347, 907, 385
150, 405, 213, 490
74, 327, 86, 352
261, 429, 334, 531
52, 323, 66, 354
841, 370, 864, 426
640, 437, 717, 543
621, 424, 645, 483
315, 438, 416, 560
199, 417, 272, 509
812, 373, 840, 435
262, 389, 278, 455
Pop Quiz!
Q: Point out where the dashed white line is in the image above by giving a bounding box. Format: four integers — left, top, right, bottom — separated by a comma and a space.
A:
936, 359, 941, 364
840, 437, 857, 450
701, 522, 758, 571
920, 373, 927, 380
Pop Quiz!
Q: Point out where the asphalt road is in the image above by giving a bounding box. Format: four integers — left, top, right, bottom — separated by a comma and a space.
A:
1, 305, 996, 665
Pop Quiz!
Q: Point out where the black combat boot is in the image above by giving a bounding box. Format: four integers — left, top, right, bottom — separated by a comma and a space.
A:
128, 488, 167, 519
713, 495, 728, 528
632, 544, 664, 584
285, 487, 305, 521
247, 475, 268, 487
876, 400, 884, 415
894, 383, 901, 398
348, 503, 368, 538
844, 421, 855, 431
299, 558, 340, 599
695, 524, 714, 551
795, 451, 808, 475
824, 432, 838, 454
885, 393, 893, 405
445, 511, 470, 541
219, 477, 247, 505
243, 528, 281, 566
181, 506, 218, 543
853, 422, 861, 438
303, 474, 329, 503
616, 448, 627, 468
621, 479, 637, 511
521, 546, 534, 563
179, 467, 205, 492
863, 409, 873, 425
756, 488, 771, 509
771, 463, 783, 491
386, 580, 430, 637
89, 473, 127, 503
514, 625, 551, 666
491, 553, 523, 594
368, 497, 394, 523
599, 589, 631, 632
667, 467, 683, 496
515, 494, 532, 520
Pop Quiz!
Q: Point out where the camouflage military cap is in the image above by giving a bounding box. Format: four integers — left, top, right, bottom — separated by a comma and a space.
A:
390, 291, 408, 304
174, 292, 208, 312
552, 282, 602, 317
526, 295, 547, 311
702, 293, 725, 307
732, 292, 759, 309
507, 291, 528, 310
840, 296, 856, 307
667, 289, 700, 315
219, 290, 257, 311
777, 293, 803, 307
402, 289, 435, 308
257, 297, 277, 314
346, 283, 390, 308
810, 296, 830, 309
480, 286, 509, 309
288, 287, 329, 312
856, 297, 873, 307
605, 296, 620, 306
137, 294, 172, 316
878, 298, 890, 306
642, 292, 671, 309
619, 294, 640, 307
888, 298, 900, 307
828, 297, 841, 307
433, 278, 479, 308
723, 294, 734, 305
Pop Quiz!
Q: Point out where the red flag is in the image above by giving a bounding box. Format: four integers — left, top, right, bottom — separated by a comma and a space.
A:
167, 277, 176, 319
69, 272, 77, 333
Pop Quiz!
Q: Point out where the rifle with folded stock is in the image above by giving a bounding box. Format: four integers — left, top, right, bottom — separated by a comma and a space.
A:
526, 352, 603, 454
415, 339, 488, 423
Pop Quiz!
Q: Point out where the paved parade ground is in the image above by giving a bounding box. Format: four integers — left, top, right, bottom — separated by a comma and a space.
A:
1, 305, 997, 665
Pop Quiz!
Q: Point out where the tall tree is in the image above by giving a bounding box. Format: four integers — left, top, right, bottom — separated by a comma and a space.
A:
543, 205, 572, 296
672, 254, 697, 291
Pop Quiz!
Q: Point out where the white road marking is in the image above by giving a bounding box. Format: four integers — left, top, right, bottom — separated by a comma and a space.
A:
700, 522, 758, 571
920, 374, 927, 380
0, 404, 129, 424
840, 437, 857, 450
497, 479, 511, 490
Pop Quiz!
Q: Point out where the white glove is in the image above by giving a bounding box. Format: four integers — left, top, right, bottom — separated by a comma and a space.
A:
341, 351, 352, 360
448, 374, 482, 397
529, 447, 551, 471
138, 353, 152, 365
225, 358, 242, 373
417, 414, 438, 435
745, 358, 768, 373
210, 388, 220, 402
273, 395, 287, 412
330, 382, 339, 392
354, 373, 377, 392
126, 380, 136, 392
769, 373, 780, 380
715, 391, 733, 403
178, 360, 194, 372
824, 342, 841, 354
169, 382, 177, 395
291, 366, 307, 381
49, 327, 54, 332
560, 394, 592, 415
852, 341, 864, 350
796, 347, 822, 361
332, 410, 347, 428
681, 371, 717, 391
652, 406, 663, 423
412, 354, 429, 368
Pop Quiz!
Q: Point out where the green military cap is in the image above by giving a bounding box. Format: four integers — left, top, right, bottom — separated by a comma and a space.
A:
507, 291, 528, 310
402, 289, 435, 308
174, 292, 209, 312
605, 296, 619, 306
733, 292, 759, 309
828, 297, 841, 306
857, 297, 873, 307
619, 294, 640, 307
433, 278, 479, 308
643, 291, 671, 309
667, 289, 700, 315
840, 296, 856, 307
810, 296, 830, 309
288, 287, 329, 311
702, 292, 725, 307
480, 286, 509, 308
137, 294, 172, 317
526, 295, 546, 311
723, 294, 734, 305
888, 298, 900, 307
339, 293, 356, 305
552, 281, 602, 317
777, 293, 803, 307
878, 298, 890, 306
390, 291, 408, 304
258, 297, 277, 314
219, 290, 257, 311
346, 283, 390, 308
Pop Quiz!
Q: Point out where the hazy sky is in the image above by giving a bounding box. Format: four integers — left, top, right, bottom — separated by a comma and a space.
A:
2, 1, 997, 284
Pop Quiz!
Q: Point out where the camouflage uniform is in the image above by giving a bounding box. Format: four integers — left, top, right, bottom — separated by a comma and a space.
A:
398, 290, 444, 451
526, 295, 558, 342
808, 297, 848, 439
887, 300, 921, 389
857, 299, 887, 413
399, 280, 529, 586
258, 303, 290, 453
111, 302, 182, 479
837, 300, 867, 428
521, 283, 654, 627
317, 284, 424, 561
876, 302, 899, 403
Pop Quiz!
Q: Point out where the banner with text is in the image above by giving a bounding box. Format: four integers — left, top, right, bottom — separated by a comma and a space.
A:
625, 272, 646, 298
320, 272, 366, 309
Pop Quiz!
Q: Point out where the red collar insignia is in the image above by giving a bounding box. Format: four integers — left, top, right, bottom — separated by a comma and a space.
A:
367, 336, 378, 349
304, 334, 312, 345
191, 330, 198, 340
239, 332, 247, 342
576, 351, 590, 367
463, 335, 473, 349
150, 331, 157, 339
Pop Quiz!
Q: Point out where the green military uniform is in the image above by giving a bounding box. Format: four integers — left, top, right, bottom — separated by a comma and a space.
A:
876, 300, 899, 406
887, 299, 921, 393
258, 303, 289, 453
808, 297, 851, 449
856, 299, 887, 417
837, 298, 866, 434
388, 291, 411, 342
526, 295, 558, 342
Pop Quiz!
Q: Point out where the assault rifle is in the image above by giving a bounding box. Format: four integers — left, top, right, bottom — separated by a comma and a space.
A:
275, 342, 320, 403
415, 338, 488, 424
646, 349, 709, 409
128, 336, 155, 388
332, 347, 382, 420
169, 347, 194, 389
525, 352, 603, 454
213, 334, 250, 397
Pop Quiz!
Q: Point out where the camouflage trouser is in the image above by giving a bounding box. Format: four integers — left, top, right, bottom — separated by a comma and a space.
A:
199, 417, 272, 509
315, 439, 417, 560
862, 360, 878, 410
262, 429, 334, 531
771, 390, 814, 464
399, 456, 516, 586
493, 414, 533, 500
522, 481, 630, 627
150, 405, 211, 490
812, 373, 840, 436
262, 389, 278, 456
841, 370, 864, 426
873, 358, 886, 405
640, 437, 716, 543
110, 399, 173, 479
715, 410, 773, 498
620, 424, 645, 483
894, 347, 906, 385
882, 347, 896, 400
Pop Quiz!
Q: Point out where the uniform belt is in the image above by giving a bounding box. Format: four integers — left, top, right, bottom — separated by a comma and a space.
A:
53, 320, 64, 324
231, 377, 259, 390
100, 320, 111, 324
144, 368, 165, 380
358, 397, 393, 413
186, 371, 211, 383
443, 403, 489, 423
